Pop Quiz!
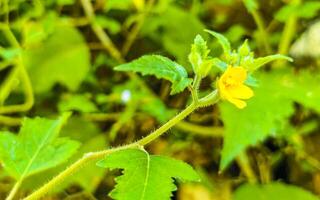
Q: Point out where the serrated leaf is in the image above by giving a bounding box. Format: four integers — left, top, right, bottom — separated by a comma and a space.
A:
23, 26, 90, 93
233, 182, 319, 200
114, 55, 192, 95
97, 149, 200, 200
220, 72, 295, 170
205, 29, 231, 54
0, 113, 80, 179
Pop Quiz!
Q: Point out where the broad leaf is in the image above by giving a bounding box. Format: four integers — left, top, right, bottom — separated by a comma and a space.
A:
114, 55, 192, 95
23, 26, 90, 93
220, 69, 320, 170
220, 71, 294, 170
97, 149, 200, 200
0, 113, 80, 179
205, 29, 231, 54
233, 182, 319, 200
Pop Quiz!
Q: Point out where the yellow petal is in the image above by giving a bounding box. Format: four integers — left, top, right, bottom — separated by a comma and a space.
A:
227, 97, 247, 109
227, 67, 247, 83
228, 84, 254, 99
217, 78, 228, 99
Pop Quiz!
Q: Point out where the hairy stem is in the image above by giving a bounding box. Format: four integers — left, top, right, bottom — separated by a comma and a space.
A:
23, 91, 219, 200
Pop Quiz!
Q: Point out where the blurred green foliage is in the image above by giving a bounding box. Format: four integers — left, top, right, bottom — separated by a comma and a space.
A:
1, 0, 320, 199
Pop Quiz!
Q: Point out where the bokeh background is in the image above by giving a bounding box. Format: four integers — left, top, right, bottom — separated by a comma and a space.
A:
1, 0, 320, 199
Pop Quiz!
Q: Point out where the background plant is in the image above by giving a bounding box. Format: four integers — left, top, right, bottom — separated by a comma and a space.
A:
0, 0, 320, 199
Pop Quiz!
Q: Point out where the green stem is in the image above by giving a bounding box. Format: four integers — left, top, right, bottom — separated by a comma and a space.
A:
23, 143, 139, 200
0, 115, 21, 126
137, 102, 197, 146
6, 179, 23, 200
273, 0, 300, 68
0, 26, 34, 114
251, 10, 272, 54
23, 91, 219, 200
80, 0, 124, 63
236, 153, 257, 183
121, 0, 155, 56
175, 121, 223, 137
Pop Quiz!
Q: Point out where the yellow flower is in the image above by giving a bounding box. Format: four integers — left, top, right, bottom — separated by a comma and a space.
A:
217, 66, 254, 109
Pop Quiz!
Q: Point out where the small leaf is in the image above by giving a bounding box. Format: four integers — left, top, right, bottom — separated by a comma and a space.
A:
249, 54, 293, 71
212, 58, 228, 71
233, 182, 319, 200
205, 29, 231, 54
0, 113, 80, 179
115, 55, 192, 95
238, 40, 250, 57
97, 149, 200, 200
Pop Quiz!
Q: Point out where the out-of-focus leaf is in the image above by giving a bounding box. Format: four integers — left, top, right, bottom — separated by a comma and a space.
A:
104, 0, 133, 11
97, 149, 200, 200
141, 6, 205, 67
220, 69, 320, 169
23, 26, 90, 93
95, 16, 121, 34
0, 113, 80, 179
220, 71, 294, 170
275, 2, 320, 22
233, 182, 319, 200
115, 55, 192, 95
58, 94, 98, 113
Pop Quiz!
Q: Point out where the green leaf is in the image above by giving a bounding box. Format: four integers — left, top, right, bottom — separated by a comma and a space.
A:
220, 69, 320, 170
205, 29, 231, 54
233, 182, 320, 200
115, 55, 192, 95
212, 58, 228, 71
23, 26, 90, 93
141, 6, 205, 68
248, 54, 293, 71
95, 16, 121, 34
220, 72, 295, 170
97, 149, 200, 200
0, 113, 80, 179
58, 94, 98, 113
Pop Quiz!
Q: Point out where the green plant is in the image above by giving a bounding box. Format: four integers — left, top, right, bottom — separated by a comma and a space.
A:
0, 30, 290, 200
